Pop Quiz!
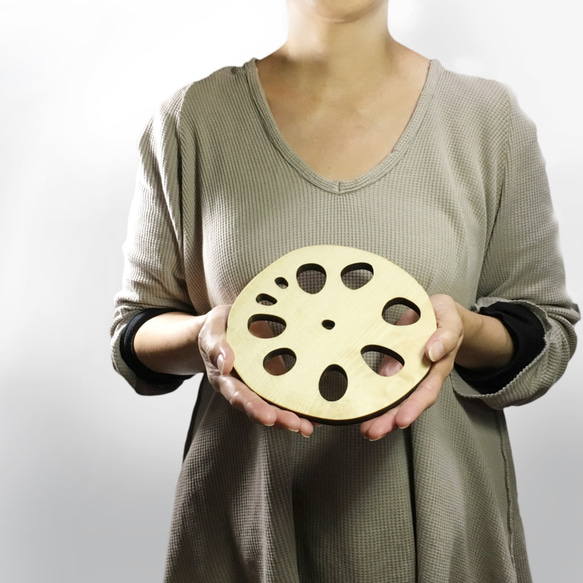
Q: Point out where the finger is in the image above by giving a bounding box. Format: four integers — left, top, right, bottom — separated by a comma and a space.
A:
360, 406, 400, 441
199, 305, 235, 374
296, 419, 316, 437
249, 397, 315, 436
426, 295, 463, 363
217, 374, 278, 426
378, 355, 403, 377
396, 308, 420, 326
248, 319, 278, 339
272, 408, 315, 437
395, 357, 452, 428
216, 373, 315, 435
263, 353, 288, 376
426, 336, 446, 363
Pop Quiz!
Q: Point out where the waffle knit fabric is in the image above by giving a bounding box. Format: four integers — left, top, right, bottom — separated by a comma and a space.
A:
111, 60, 579, 582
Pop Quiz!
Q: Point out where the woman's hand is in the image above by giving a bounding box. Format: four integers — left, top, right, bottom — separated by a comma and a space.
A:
135, 296, 511, 442
360, 294, 465, 441
198, 305, 316, 437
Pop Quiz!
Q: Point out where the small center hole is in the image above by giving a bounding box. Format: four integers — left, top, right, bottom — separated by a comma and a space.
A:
322, 320, 335, 330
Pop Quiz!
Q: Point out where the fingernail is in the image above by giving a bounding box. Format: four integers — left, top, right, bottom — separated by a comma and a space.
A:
288, 427, 299, 433
217, 353, 225, 375
301, 433, 311, 438
428, 341, 444, 362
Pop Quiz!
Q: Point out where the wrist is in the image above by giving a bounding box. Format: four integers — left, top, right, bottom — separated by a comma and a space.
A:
454, 304, 514, 370
134, 312, 205, 375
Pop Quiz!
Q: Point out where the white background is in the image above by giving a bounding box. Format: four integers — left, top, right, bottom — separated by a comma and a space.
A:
0, 1, 581, 581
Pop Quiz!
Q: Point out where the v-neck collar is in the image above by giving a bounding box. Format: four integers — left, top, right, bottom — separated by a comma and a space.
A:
244, 58, 442, 194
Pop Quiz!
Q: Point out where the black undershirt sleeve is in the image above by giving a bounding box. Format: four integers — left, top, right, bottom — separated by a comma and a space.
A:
120, 308, 195, 391
455, 302, 546, 394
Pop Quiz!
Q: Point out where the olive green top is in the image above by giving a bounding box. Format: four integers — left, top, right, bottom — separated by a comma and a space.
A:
111, 59, 579, 582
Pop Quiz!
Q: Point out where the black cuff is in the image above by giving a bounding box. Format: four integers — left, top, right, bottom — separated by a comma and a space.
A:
120, 308, 195, 390
455, 302, 545, 394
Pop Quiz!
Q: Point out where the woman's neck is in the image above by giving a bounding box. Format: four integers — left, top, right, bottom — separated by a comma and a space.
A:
267, 1, 403, 94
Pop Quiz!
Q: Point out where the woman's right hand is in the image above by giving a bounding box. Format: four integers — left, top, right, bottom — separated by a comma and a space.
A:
198, 305, 316, 437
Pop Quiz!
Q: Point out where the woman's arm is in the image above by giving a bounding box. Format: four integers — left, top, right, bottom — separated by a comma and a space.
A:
454, 302, 514, 370
133, 312, 206, 376
131, 294, 514, 441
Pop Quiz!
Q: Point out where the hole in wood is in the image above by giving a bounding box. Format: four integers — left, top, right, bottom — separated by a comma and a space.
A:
275, 277, 289, 289
248, 315, 286, 338
296, 263, 327, 294
382, 298, 421, 325
319, 365, 348, 402
340, 262, 374, 290
322, 319, 335, 330
361, 345, 405, 377
263, 348, 297, 376
256, 293, 278, 306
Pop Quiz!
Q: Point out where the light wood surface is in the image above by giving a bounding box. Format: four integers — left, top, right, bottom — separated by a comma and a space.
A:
226, 246, 436, 424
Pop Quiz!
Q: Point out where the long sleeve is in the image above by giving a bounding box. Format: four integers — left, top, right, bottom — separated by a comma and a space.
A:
451, 90, 579, 408
110, 88, 197, 395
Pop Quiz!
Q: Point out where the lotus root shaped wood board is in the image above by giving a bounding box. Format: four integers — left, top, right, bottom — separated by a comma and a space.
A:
226, 245, 436, 424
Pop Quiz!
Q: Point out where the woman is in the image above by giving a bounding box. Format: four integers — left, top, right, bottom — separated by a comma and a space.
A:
111, 1, 579, 581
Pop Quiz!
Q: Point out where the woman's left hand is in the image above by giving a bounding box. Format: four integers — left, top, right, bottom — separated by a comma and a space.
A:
360, 294, 464, 441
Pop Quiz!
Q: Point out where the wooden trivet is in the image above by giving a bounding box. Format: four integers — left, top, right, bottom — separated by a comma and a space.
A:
226, 246, 436, 424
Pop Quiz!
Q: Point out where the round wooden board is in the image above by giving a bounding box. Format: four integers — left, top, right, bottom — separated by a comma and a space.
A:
226, 246, 436, 424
